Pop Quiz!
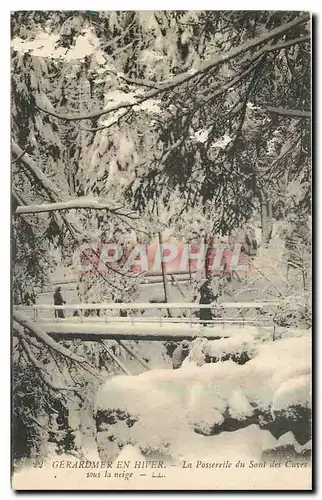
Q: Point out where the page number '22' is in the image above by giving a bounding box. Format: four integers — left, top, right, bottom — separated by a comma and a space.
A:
33, 461, 44, 468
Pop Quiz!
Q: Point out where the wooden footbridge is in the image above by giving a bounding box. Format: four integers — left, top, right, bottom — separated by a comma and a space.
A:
14, 301, 278, 341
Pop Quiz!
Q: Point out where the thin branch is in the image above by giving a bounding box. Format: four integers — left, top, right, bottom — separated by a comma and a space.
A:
18, 334, 77, 393
117, 339, 150, 371
81, 108, 132, 132
12, 188, 32, 207
90, 18, 136, 49
249, 260, 283, 296
98, 340, 132, 375
26, 412, 45, 429
202, 34, 309, 104
201, 53, 265, 103
274, 34, 310, 52
106, 69, 163, 89
36, 14, 309, 122
111, 41, 134, 57
258, 135, 300, 180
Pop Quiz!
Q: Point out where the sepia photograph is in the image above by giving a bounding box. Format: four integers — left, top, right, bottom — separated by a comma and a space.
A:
10, 9, 312, 490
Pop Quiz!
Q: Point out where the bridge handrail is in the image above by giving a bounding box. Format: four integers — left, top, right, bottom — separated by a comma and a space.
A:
34, 317, 272, 325
14, 301, 279, 311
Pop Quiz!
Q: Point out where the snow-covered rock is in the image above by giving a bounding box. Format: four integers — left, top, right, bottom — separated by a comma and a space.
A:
94, 335, 311, 462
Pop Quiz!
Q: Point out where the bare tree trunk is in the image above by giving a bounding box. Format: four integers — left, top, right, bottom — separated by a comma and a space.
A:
188, 242, 192, 285
261, 199, 273, 246
158, 232, 172, 317
204, 234, 211, 278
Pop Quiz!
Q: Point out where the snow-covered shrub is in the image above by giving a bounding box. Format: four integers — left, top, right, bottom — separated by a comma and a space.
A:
186, 333, 258, 366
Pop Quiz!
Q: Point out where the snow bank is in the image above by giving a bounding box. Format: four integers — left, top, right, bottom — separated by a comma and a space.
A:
96, 336, 311, 415
95, 335, 311, 461
272, 374, 311, 412
194, 333, 258, 362
251, 336, 311, 388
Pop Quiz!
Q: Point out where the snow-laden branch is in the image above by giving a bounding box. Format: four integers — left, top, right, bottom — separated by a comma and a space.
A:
13, 310, 85, 363
14, 312, 103, 381
269, 34, 310, 52
11, 147, 27, 164
265, 106, 311, 119
81, 108, 132, 132
17, 331, 77, 393
11, 141, 61, 202
36, 14, 310, 122
15, 198, 132, 215
12, 144, 134, 282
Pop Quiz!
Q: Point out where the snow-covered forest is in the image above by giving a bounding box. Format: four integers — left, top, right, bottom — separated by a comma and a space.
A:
11, 11, 311, 487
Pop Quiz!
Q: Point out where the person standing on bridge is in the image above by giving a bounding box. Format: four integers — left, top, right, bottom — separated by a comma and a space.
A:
198, 277, 219, 326
53, 286, 66, 318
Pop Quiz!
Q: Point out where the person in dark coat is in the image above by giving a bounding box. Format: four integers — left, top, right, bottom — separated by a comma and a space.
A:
53, 286, 66, 318
199, 278, 218, 326
172, 340, 190, 369
24, 291, 36, 306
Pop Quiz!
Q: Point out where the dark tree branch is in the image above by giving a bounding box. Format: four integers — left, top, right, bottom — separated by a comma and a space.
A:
106, 69, 163, 89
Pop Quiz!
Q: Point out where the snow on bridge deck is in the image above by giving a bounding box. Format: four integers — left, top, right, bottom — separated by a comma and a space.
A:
21, 318, 273, 341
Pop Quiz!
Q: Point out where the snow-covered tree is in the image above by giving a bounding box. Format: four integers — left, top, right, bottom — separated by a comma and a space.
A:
11, 11, 311, 466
